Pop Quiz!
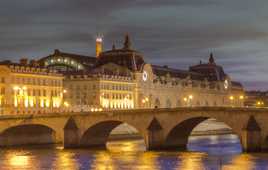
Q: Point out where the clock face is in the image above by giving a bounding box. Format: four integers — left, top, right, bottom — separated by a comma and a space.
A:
142, 71, 148, 81
224, 79, 229, 89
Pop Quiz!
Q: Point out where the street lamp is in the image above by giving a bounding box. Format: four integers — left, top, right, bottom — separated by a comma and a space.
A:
183, 95, 194, 107
188, 95, 193, 107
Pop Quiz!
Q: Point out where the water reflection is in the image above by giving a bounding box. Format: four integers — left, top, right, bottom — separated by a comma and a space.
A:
176, 153, 206, 170
222, 154, 255, 170
0, 136, 268, 170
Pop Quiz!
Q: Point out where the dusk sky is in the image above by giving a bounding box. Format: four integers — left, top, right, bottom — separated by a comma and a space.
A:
0, 0, 268, 90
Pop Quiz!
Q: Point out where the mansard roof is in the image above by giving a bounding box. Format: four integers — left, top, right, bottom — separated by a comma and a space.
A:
151, 65, 206, 81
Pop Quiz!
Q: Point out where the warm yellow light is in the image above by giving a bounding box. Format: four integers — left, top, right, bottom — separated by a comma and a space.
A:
40, 99, 44, 107
63, 101, 69, 107
29, 98, 34, 107
14, 97, 18, 107
188, 95, 193, 100
46, 100, 50, 107
142, 99, 146, 104
13, 86, 19, 91
145, 97, 149, 102
9, 155, 29, 167
63, 89, 67, 93
183, 97, 187, 102
24, 98, 29, 108
229, 96, 234, 100
239, 95, 244, 100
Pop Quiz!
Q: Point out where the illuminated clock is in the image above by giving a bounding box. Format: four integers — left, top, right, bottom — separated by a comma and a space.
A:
142, 71, 148, 81
224, 79, 229, 89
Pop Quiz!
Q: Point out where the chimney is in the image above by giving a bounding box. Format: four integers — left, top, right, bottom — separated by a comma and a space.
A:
96, 36, 103, 57
20, 58, 28, 65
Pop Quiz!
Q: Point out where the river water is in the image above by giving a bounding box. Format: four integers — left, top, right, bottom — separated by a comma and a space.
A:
0, 134, 268, 170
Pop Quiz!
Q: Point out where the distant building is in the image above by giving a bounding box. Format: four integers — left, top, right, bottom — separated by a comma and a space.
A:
0, 59, 64, 115
38, 34, 244, 111
245, 91, 268, 107
38, 49, 96, 72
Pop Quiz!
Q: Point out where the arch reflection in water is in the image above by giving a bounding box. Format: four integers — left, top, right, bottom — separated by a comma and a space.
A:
80, 121, 146, 151
165, 117, 242, 153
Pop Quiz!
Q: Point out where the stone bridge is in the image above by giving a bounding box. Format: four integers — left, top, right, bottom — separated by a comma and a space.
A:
0, 107, 267, 152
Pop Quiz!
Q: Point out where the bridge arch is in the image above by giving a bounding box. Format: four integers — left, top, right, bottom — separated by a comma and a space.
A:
164, 116, 241, 151
0, 124, 56, 147
79, 120, 145, 149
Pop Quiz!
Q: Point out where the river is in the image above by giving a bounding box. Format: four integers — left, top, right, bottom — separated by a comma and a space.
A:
0, 134, 268, 170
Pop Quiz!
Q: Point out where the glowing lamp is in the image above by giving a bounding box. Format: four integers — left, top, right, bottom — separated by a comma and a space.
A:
96, 37, 103, 43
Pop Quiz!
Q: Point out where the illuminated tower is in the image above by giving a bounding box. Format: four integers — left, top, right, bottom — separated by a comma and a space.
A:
96, 36, 103, 57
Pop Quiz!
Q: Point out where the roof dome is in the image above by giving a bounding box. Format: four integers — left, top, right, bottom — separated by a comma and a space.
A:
96, 34, 145, 71
189, 53, 227, 81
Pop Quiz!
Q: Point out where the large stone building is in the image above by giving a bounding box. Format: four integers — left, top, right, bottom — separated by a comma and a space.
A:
0, 59, 64, 115
39, 35, 244, 111
245, 91, 268, 107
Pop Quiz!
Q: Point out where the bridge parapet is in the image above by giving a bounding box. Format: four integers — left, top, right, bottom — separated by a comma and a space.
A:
0, 107, 267, 152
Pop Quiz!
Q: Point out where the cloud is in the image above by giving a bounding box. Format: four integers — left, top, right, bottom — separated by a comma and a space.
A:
0, 0, 268, 90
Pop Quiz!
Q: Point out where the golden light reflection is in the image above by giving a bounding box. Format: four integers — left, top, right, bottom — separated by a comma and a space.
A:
136, 152, 160, 170
107, 139, 146, 153
9, 154, 29, 167
53, 152, 79, 170
176, 152, 206, 170
91, 152, 115, 170
222, 154, 255, 170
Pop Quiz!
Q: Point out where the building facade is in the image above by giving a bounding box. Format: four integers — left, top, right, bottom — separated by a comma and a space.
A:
0, 60, 64, 115
38, 35, 244, 111
245, 91, 268, 107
